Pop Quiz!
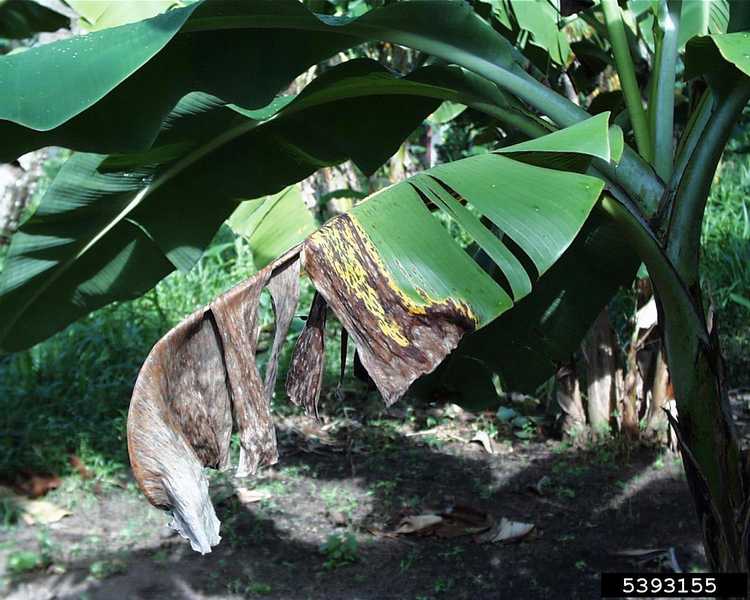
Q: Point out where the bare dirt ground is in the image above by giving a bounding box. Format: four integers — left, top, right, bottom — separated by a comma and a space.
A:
1, 395, 708, 600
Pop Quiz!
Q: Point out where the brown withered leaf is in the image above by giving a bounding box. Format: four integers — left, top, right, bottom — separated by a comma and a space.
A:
235, 487, 272, 504
475, 517, 535, 544
286, 292, 327, 418
301, 215, 475, 405
127, 249, 300, 554
435, 504, 494, 538
470, 431, 495, 454
263, 258, 300, 398
11, 471, 61, 498
395, 514, 444, 534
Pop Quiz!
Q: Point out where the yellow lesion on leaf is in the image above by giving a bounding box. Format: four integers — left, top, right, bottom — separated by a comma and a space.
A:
307, 214, 476, 347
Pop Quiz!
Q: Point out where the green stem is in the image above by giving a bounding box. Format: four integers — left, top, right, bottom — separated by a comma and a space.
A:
666, 77, 750, 287
595, 147, 662, 216
654, 89, 713, 232
601, 0, 652, 162
671, 89, 713, 189
649, 0, 681, 181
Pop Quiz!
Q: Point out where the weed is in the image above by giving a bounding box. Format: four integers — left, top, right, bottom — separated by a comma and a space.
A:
400, 548, 420, 572
0, 497, 21, 528
226, 578, 272, 596
248, 582, 273, 595
439, 546, 465, 560
434, 576, 454, 593
151, 549, 170, 563
371, 479, 398, 498
320, 486, 358, 516
702, 125, 750, 387
89, 558, 127, 580
6, 550, 47, 575
320, 532, 358, 569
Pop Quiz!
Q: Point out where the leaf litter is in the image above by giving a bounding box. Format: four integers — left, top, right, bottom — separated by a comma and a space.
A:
393, 504, 533, 544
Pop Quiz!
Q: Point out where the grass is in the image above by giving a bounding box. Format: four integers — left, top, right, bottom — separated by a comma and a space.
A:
319, 532, 359, 570
701, 114, 750, 388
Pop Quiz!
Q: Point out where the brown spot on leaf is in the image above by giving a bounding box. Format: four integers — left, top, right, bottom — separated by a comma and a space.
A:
302, 214, 476, 404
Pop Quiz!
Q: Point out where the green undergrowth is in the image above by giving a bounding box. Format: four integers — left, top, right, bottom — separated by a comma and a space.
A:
702, 114, 750, 388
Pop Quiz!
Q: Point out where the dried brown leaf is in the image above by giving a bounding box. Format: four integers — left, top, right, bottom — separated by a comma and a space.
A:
470, 431, 495, 454
286, 292, 327, 418
0, 486, 70, 525
127, 250, 300, 554
475, 517, 534, 544
433, 505, 493, 538
235, 487, 272, 504
395, 514, 443, 534
475, 517, 535, 544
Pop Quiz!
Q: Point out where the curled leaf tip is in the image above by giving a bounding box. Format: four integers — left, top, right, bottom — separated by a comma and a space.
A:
127, 250, 302, 552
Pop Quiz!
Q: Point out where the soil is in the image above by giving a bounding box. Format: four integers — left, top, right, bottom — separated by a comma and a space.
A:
1, 397, 709, 600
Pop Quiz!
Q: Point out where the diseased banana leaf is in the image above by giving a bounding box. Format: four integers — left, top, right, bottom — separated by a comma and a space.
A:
127, 119, 608, 554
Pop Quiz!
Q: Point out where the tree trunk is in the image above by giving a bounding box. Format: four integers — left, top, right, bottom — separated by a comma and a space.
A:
582, 309, 618, 435
555, 359, 586, 437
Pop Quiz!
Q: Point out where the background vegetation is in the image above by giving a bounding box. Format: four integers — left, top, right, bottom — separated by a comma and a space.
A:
1, 111, 747, 486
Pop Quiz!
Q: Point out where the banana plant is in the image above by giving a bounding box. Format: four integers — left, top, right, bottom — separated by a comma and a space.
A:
1, 0, 749, 568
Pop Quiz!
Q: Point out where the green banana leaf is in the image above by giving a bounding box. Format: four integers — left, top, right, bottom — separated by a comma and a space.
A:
419, 114, 634, 404
685, 31, 750, 80
510, 0, 571, 65
228, 185, 317, 270
0, 58, 531, 353
0, 0, 527, 161
678, 0, 729, 48
433, 207, 639, 403
66, 0, 176, 30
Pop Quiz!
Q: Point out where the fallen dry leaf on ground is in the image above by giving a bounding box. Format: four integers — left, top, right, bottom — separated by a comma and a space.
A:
470, 431, 495, 454
395, 505, 495, 538
395, 514, 444, 534
475, 517, 534, 544
0, 486, 71, 525
21, 499, 70, 525
435, 505, 494, 538
236, 488, 272, 504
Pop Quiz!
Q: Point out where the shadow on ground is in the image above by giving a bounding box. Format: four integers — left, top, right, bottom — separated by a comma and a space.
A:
2, 408, 705, 600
